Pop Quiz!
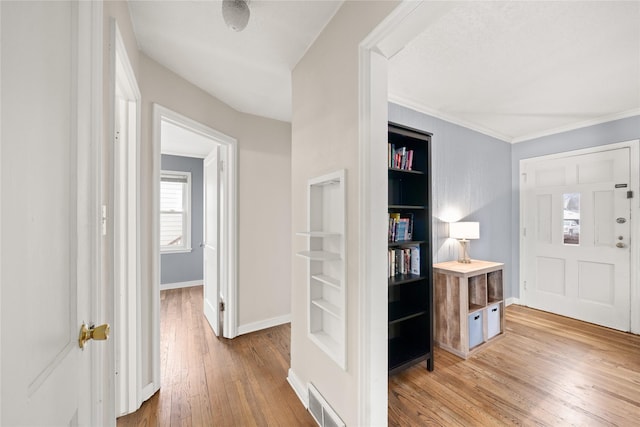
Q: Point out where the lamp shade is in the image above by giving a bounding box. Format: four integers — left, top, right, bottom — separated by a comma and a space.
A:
449, 222, 479, 240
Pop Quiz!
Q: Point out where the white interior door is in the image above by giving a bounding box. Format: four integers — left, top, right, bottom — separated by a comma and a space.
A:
203, 149, 221, 336
1, 1, 104, 424
522, 147, 631, 331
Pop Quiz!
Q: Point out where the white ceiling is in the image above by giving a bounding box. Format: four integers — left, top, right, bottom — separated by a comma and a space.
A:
129, 1, 640, 144
161, 120, 217, 158
128, 0, 343, 123
389, 1, 640, 143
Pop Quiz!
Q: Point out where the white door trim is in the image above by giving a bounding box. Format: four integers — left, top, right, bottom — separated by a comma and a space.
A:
152, 104, 239, 350
110, 19, 143, 416
83, 1, 108, 424
519, 140, 640, 334
203, 149, 221, 337
0, 1, 3, 419
357, 1, 458, 424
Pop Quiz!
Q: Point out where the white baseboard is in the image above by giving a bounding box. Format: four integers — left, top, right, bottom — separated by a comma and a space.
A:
287, 368, 308, 408
140, 382, 158, 404
237, 314, 291, 335
506, 297, 521, 306
160, 280, 202, 291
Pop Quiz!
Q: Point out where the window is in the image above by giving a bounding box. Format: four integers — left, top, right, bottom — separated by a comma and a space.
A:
563, 192, 580, 245
160, 171, 191, 253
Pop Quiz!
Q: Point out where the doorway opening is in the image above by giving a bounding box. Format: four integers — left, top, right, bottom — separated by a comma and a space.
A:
151, 104, 239, 394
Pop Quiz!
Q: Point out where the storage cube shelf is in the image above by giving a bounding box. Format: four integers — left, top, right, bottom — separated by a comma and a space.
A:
433, 260, 505, 359
296, 169, 346, 370
388, 123, 434, 375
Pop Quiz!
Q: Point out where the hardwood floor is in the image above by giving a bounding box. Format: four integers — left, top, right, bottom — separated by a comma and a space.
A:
116, 286, 315, 427
118, 287, 640, 426
389, 304, 640, 426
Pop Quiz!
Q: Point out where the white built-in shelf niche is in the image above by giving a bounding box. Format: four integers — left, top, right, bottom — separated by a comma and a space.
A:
296, 169, 346, 369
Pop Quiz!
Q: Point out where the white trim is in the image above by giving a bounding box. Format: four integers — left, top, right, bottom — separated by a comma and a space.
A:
160, 150, 207, 160
203, 150, 221, 337
151, 102, 162, 399
111, 18, 143, 418
237, 314, 291, 336
358, 2, 467, 424
140, 382, 157, 403
512, 109, 640, 144
506, 297, 520, 306
518, 140, 640, 334
84, 2, 105, 425
153, 104, 239, 350
160, 248, 192, 255
64, 1, 106, 424
357, 2, 431, 425
390, 94, 640, 145
389, 94, 513, 143
159, 281, 202, 291
0, 1, 3, 421
286, 369, 308, 408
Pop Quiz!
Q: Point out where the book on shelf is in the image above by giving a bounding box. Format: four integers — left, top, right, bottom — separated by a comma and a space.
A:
387, 143, 414, 171
388, 245, 421, 278
410, 244, 420, 275
388, 212, 414, 242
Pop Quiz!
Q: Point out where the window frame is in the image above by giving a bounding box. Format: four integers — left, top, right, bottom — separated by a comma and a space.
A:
160, 170, 192, 254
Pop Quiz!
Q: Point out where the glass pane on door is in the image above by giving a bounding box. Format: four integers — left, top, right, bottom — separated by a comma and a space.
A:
563, 193, 580, 245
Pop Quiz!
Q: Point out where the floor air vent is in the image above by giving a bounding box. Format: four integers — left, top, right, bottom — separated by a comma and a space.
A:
308, 383, 345, 427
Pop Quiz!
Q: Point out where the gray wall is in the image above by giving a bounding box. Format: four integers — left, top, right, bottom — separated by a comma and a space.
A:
160, 154, 204, 285
510, 115, 640, 298
389, 103, 513, 296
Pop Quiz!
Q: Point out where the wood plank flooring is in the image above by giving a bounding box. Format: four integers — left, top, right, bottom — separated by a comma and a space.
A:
116, 286, 315, 427
389, 304, 640, 426
119, 287, 640, 426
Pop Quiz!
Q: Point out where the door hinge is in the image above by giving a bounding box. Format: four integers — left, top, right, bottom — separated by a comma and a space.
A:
523, 227, 527, 237
219, 301, 225, 312
627, 190, 633, 199
219, 160, 224, 172
521, 173, 527, 184
524, 280, 527, 291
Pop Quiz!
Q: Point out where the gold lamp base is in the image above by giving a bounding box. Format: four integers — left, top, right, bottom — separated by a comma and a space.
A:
457, 239, 471, 263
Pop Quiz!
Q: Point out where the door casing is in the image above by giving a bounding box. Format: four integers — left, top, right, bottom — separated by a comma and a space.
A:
110, 19, 142, 417
151, 105, 239, 380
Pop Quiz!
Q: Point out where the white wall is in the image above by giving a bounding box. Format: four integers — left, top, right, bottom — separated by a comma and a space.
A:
290, 2, 398, 426
103, 2, 293, 395
138, 53, 292, 333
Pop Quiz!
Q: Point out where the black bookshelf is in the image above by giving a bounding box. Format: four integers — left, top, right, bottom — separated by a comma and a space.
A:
388, 122, 434, 375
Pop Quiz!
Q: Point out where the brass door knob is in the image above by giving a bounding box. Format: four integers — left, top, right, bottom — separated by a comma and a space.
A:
79, 323, 110, 349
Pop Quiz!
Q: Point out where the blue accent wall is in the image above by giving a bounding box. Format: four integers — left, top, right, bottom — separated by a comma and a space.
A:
510, 115, 640, 297
389, 103, 514, 296
161, 154, 204, 285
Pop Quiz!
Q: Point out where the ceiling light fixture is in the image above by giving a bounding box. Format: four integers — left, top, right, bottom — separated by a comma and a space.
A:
222, 0, 250, 32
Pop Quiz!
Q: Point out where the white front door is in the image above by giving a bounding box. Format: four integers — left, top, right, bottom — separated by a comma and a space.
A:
1, 1, 105, 425
203, 149, 221, 336
522, 147, 631, 331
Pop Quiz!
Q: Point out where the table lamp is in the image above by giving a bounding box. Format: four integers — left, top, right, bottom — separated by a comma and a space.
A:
449, 222, 479, 263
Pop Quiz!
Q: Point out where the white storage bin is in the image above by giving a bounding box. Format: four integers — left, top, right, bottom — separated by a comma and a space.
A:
468, 311, 483, 349
487, 303, 501, 339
